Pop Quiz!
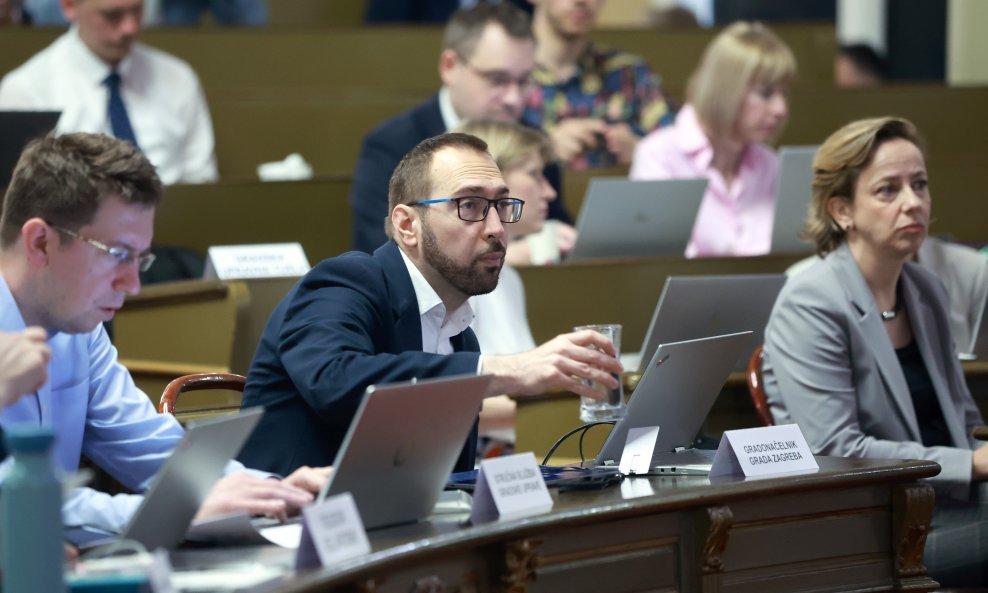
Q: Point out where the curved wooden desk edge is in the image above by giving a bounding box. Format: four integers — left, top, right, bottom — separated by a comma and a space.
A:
284, 457, 938, 592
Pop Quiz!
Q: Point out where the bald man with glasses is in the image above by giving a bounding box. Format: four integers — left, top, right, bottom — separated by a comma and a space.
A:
238, 133, 621, 477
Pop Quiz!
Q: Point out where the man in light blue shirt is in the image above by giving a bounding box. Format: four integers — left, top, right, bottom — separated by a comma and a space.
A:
0, 132, 328, 533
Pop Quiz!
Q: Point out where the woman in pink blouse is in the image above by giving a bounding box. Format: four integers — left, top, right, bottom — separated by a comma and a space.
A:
630, 22, 796, 257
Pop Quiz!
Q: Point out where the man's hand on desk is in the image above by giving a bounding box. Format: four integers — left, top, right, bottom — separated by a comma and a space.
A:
482, 330, 623, 400
194, 466, 332, 522
282, 465, 333, 494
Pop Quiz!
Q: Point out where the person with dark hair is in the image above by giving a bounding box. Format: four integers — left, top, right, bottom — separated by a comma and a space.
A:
834, 43, 885, 89
349, 1, 573, 256
239, 132, 622, 477
0, 133, 329, 534
763, 117, 988, 586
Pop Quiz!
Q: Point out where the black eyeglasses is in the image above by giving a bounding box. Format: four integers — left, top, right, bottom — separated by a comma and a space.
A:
409, 197, 525, 223
457, 54, 534, 93
50, 224, 156, 272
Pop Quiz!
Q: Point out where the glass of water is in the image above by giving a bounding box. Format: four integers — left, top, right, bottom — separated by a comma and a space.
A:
573, 323, 625, 423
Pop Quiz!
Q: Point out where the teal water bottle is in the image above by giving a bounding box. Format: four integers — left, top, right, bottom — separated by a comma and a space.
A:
1, 426, 66, 593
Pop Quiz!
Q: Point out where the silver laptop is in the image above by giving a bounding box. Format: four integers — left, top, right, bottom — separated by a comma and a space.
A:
568, 178, 707, 261
594, 332, 752, 475
960, 288, 988, 360
72, 407, 264, 552
770, 146, 817, 253
0, 111, 60, 187
633, 274, 787, 373
318, 374, 491, 529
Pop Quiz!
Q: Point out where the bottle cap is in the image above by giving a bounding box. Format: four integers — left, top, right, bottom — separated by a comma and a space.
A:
4, 426, 55, 453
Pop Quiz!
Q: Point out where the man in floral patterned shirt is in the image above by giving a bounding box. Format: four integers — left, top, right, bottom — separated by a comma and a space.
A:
524, 0, 675, 169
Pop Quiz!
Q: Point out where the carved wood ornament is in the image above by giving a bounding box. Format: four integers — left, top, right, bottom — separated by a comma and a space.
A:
893, 483, 935, 578
500, 538, 543, 593
701, 505, 734, 574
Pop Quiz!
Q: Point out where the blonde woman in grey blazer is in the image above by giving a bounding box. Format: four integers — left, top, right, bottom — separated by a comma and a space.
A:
763, 117, 987, 586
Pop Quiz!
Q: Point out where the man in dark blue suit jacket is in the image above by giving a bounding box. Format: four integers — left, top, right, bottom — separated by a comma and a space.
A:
349, 2, 572, 254
240, 132, 622, 477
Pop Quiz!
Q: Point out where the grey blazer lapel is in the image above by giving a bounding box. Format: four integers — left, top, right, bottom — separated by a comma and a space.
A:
902, 266, 968, 447
830, 246, 922, 441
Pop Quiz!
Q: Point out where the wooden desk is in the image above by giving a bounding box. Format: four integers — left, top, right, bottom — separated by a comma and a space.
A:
172, 457, 938, 593
116, 277, 299, 401
0, 25, 837, 102
158, 178, 352, 263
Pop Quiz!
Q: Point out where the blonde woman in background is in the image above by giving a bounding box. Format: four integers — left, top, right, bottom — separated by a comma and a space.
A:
458, 119, 557, 446
470, 119, 574, 267
631, 21, 796, 257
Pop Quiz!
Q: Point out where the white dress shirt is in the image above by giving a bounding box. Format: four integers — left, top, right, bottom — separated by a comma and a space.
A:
470, 264, 536, 355
438, 86, 460, 132
399, 249, 477, 359
0, 27, 218, 185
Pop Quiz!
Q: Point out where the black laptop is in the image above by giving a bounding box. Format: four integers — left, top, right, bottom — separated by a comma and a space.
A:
1, 111, 61, 187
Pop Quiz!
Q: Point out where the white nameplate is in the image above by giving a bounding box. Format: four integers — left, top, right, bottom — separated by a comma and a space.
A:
619, 426, 659, 475
204, 243, 310, 280
295, 492, 371, 570
470, 452, 553, 524
710, 424, 819, 478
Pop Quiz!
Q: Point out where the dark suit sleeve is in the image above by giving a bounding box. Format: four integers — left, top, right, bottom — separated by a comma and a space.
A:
349, 131, 401, 253
276, 258, 481, 417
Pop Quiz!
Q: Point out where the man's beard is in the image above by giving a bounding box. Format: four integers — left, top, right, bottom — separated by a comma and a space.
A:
421, 221, 504, 296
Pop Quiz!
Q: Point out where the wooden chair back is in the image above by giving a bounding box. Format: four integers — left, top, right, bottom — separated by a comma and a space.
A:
747, 344, 775, 427
159, 373, 246, 423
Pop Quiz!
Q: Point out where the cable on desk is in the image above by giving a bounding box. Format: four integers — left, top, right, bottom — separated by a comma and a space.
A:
542, 421, 616, 466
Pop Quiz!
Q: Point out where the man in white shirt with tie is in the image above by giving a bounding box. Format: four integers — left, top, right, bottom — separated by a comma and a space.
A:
0, 0, 217, 185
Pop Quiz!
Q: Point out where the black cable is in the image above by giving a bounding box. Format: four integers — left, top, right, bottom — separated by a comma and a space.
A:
542, 421, 616, 466
579, 422, 611, 464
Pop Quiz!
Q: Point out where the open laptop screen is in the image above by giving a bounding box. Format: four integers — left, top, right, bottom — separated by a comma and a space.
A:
636, 274, 787, 373
595, 332, 752, 468
319, 374, 491, 530
770, 146, 817, 254
568, 178, 707, 261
